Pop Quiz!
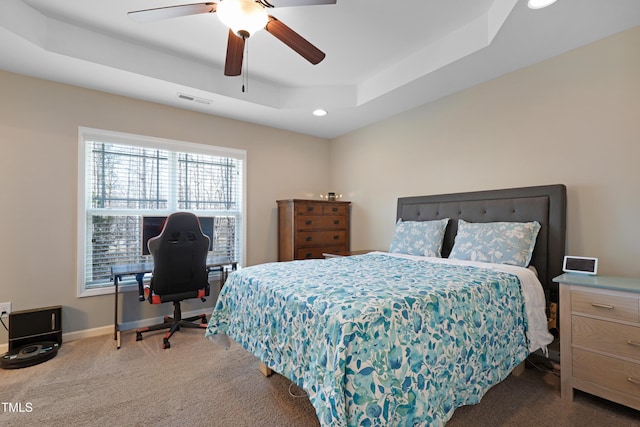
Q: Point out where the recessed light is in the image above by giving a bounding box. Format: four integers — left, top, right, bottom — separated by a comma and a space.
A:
528, 0, 558, 9
313, 109, 327, 117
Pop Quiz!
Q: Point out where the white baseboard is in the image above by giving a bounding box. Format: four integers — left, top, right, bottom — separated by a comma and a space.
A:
64, 325, 114, 343
0, 309, 209, 353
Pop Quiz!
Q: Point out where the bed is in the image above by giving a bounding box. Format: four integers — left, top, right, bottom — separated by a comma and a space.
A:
205, 184, 567, 426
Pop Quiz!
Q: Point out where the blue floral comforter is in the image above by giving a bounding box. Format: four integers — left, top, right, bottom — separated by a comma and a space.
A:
205, 253, 532, 426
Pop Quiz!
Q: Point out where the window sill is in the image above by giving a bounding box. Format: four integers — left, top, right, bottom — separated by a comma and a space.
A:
78, 282, 139, 298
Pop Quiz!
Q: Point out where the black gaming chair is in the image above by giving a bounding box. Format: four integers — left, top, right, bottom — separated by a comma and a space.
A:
135, 212, 211, 349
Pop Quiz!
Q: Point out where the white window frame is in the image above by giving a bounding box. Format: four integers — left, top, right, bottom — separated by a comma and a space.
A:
77, 127, 246, 297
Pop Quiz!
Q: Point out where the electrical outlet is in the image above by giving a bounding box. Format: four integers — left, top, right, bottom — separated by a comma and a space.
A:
0, 302, 11, 317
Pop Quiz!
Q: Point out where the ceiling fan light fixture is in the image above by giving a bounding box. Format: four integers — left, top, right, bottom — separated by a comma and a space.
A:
313, 109, 327, 117
217, 0, 269, 38
527, 0, 558, 9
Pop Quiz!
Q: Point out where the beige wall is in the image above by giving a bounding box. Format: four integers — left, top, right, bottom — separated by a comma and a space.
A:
0, 71, 330, 344
331, 26, 640, 279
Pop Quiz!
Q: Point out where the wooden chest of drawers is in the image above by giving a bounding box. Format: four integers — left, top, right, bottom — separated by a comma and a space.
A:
555, 273, 640, 411
277, 199, 350, 262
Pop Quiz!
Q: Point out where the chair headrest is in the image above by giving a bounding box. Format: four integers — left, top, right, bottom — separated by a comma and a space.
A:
148, 212, 209, 254
158, 212, 202, 235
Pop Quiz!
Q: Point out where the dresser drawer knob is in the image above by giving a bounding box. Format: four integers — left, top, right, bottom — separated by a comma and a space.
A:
591, 302, 614, 310
627, 377, 640, 385
306, 237, 312, 242
627, 340, 640, 347
305, 220, 312, 225
333, 235, 340, 240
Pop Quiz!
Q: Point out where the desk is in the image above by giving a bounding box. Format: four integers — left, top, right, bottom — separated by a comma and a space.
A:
111, 257, 237, 349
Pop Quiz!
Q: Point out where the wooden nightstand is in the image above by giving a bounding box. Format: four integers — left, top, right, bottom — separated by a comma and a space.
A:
322, 249, 377, 258
554, 273, 640, 410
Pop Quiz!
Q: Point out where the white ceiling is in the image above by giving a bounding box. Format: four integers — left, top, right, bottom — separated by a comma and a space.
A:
1, 0, 639, 138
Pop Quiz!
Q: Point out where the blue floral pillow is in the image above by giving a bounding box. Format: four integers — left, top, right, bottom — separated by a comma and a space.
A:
388, 218, 449, 257
449, 219, 541, 267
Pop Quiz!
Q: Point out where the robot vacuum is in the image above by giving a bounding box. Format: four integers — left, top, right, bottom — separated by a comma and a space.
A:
0, 341, 60, 369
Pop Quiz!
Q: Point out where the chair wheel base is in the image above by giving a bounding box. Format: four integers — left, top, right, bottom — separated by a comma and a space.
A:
162, 338, 171, 349
136, 332, 143, 341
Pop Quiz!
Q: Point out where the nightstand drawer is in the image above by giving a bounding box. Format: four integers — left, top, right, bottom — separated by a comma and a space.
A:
556, 275, 640, 411
572, 316, 640, 360
573, 348, 640, 397
571, 290, 639, 323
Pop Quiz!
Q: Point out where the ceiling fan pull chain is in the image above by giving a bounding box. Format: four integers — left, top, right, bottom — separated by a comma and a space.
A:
242, 38, 249, 93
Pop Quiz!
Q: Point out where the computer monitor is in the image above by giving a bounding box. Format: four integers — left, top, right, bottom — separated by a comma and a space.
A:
141, 215, 214, 256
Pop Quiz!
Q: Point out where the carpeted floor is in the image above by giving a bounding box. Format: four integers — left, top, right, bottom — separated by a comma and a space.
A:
1, 330, 638, 426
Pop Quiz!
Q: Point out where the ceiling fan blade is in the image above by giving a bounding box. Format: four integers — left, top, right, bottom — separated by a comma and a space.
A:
259, 0, 336, 7
265, 16, 325, 65
128, 3, 216, 23
225, 29, 245, 76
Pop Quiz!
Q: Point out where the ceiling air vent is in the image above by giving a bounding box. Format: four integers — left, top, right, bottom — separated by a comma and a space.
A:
177, 92, 211, 105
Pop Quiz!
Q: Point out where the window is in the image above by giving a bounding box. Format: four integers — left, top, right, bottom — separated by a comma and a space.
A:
77, 127, 245, 297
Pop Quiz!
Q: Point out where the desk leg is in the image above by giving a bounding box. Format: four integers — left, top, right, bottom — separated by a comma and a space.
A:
114, 276, 121, 349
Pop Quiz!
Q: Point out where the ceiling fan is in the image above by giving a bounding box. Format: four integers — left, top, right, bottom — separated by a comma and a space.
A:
128, 0, 336, 76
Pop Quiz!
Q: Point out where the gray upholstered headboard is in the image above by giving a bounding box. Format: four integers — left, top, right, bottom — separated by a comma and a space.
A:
396, 184, 567, 303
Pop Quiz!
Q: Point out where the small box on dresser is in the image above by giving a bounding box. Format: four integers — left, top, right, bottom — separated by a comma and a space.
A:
554, 273, 640, 411
277, 199, 350, 262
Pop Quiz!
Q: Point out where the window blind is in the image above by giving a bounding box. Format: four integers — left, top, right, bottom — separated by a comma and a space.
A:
78, 128, 245, 295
